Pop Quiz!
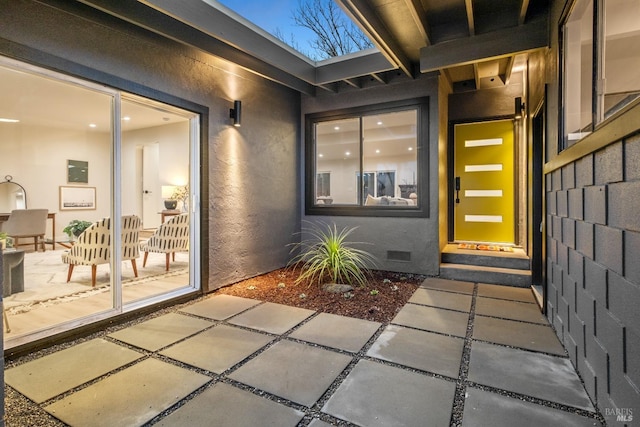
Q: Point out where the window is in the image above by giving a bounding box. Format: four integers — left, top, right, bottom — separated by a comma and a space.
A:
561, 0, 640, 149
305, 98, 428, 217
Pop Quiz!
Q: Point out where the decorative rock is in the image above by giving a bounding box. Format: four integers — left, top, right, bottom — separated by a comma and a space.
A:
322, 283, 353, 293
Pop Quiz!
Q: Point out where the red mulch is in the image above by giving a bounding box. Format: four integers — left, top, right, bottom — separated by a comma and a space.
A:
214, 267, 425, 323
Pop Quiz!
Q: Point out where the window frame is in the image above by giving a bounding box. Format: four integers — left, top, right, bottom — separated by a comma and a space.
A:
559, 0, 640, 151
305, 97, 429, 218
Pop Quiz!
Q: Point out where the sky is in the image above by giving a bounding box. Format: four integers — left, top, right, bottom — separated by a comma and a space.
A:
216, 0, 319, 58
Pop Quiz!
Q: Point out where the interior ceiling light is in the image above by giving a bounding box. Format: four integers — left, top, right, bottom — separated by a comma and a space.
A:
0, 118, 20, 123
89, 123, 97, 128
375, 149, 380, 153
345, 151, 350, 156
334, 126, 340, 130
377, 121, 383, 125
318, 153, 324, 157
123, 116, 131, 121
408, 147, 413, 151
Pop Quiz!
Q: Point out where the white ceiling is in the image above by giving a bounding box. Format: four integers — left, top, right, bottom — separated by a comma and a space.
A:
0, 64, 189, 133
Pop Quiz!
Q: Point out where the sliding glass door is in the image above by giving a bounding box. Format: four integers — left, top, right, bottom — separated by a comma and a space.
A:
0, 57, 200, 348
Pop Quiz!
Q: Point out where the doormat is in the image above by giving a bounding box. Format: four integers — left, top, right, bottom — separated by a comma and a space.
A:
457, 243, 514, 252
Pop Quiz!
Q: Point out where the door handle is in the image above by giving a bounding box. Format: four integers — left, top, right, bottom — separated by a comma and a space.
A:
455, 177, 460, 203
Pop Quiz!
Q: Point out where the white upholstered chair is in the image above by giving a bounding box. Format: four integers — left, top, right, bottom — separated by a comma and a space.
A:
61, 215, 141, 287
140, 213, 189, 271
1, 209, 49, 252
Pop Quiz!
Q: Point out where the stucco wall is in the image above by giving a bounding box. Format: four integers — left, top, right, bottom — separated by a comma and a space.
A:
301, 72, 442, 276
0, 0, 301, 292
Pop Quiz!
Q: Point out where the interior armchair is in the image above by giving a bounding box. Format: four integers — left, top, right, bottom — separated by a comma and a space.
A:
1, 209, 49, 252
140, 213, 189, 271
61, 215, 141, 287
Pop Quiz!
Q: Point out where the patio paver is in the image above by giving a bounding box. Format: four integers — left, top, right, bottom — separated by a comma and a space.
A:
44, 358, 211, 427
468, 341, 594, 411
392, 303, 469, 337
160, 324, 274, 373
289, 312, 381, 352
179, 294, 261, 320
322, 359, 456, 427
367, 324, 464, 378
228, 302, 314, 334
473, 315, 566, 354
155, 383, 304, 427
477, 283, 537, 303
229, 340, 352, 406
475, 297, 547, 324
462, 387, 602, 427
5, 338, 143, 403
421, 277, 475, 294
108, 312, 212, 351
409, 287, 472, 312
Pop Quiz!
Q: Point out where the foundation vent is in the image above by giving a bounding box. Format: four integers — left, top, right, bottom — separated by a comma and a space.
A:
387, 250, 411, 262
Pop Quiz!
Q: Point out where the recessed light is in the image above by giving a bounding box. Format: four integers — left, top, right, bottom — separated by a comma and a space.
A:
408, 147, 413, 151
345, 151, 351, 156
334, 126, 340, 131
89, 123, 97, 128
375, 149, 380, 154
123, 116, 131, 121
377, 121, 383, 125
0, 118, 20, 123
319, 153, 324, 158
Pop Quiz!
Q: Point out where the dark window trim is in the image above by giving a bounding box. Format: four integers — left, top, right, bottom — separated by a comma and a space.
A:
305, 97, 429, 218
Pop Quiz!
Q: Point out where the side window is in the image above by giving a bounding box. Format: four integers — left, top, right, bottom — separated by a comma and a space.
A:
306, 98, 428, 217
561, 0, 640, 149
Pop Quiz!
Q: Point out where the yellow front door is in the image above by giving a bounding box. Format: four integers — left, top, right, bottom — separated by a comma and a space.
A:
454, 120, 515, 243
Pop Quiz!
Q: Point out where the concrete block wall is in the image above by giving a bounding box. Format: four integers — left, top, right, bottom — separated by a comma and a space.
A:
546, 132, 640, 416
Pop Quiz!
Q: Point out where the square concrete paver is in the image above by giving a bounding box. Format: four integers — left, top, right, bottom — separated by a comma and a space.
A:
462, 387, 602, 427
421, 277, 475, 294
473, 316, 565, 354
392, 303, 469, 337
155, 383, 304, 427
44, 358, 211, 427
5, 339, 143, 403
179, 295, 261, 320
109, 313, 212, 351
409, 287, 472, 312
228, 302, 315, 334
468, 341, 594, 411
477, 283, 536, 303
322, 359, 456, 427
229, 340, 352, 406
308, 420, 334, 427
475, 297, 547, 324
289, 312, 381, 352
160, 325, 274, 373
367, 325, 464, 378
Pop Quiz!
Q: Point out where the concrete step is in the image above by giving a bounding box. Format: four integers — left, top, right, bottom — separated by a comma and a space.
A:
442, 246, 530, 271
440, 263, 532, 288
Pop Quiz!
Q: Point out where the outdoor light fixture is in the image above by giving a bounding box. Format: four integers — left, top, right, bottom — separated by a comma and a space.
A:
515, 97, 525, 119
230, 100, 242, 127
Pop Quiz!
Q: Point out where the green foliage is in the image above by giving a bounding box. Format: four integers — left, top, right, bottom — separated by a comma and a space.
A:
289, 222, 377, 287
0, 232, 7, 240
62, 219, 93, 239
370, 289, 379, 296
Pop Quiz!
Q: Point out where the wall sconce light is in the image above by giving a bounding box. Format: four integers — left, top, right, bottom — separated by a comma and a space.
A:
515, 97, 525, 119
230, 100, 242, 127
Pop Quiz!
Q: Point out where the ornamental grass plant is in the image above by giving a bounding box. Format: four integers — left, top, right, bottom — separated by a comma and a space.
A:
288, 222, 377, 287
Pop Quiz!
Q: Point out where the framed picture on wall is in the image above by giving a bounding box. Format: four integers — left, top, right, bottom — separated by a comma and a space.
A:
59, 186, 96, 210
67, 159, 89, 184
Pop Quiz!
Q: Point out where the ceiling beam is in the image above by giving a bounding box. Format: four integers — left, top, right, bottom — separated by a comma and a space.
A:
343, 78, 360, 88
420, 17, 548, 73
404, 0, 431, 46
473, 63, 480, 90
337, 0, 414, 78
519, 0, 531, 25
504, 55, 515, 85
315, 50, 395, 85
369, 73, 387, 84
465, 0, 475, 36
